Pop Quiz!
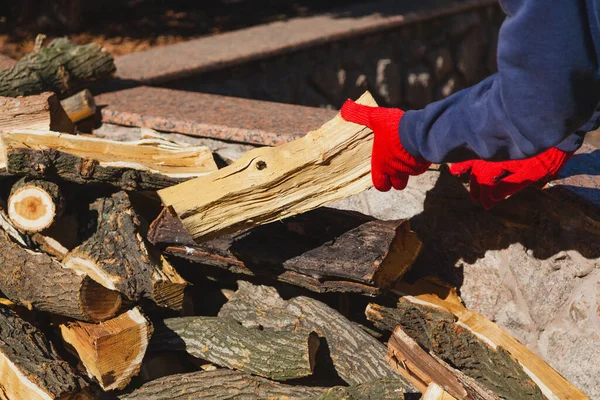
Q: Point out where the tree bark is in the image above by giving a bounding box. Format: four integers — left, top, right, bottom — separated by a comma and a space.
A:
118, 369, 328, 400
63, 191, 187, 310
0, 38, 115, 98
60, 307, 152, 391
60, 89, 96, 123
150, 316, 319, 381
157, 91, 378, 242
0, 92, 74, 133
0, 228, 121, 322
217, 281, 415, 390
8, 177, 64, 233
0, 304, 91, 400
314, 379, 412, 399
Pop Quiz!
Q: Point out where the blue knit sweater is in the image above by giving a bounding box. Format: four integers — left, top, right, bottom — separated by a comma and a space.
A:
400, 0, 600, 163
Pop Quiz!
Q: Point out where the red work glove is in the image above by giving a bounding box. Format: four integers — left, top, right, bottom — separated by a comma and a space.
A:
449, 147, 574, 210
340, 100, 431, 191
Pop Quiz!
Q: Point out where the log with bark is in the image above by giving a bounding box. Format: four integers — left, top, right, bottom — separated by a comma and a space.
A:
63, 191, 188, 310
157, 91, 379, 242
315, 379, 414, 399
0, 228, 121, 322
0, 304, 91, 400
0, 37, 115, 98
153, 207, 422, 295
0, 92, 74, 134
0, 129, 218, 190
30, 214, 79, 261
60, 307, 153, 391
60, 89, 96, 123
8, 177, 65, 233
150, 316, 320, 381
217, 280, 415, 390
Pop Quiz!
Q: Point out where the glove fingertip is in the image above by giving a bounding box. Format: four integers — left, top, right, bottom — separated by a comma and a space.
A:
391, 175, 409, 190
372, 173, 392, 192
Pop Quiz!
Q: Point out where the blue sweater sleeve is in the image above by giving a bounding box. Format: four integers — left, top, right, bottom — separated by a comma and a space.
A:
399, 0, 600, 163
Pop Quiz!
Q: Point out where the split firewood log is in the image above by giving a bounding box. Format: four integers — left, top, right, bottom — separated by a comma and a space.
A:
7, 177, 64, 233
314, 379, 417, 399
153, 207, 422, 295
0, 37, 115, 98
64, 191, 187, 310
0, 228, 121, 322
422, 383, 459, 400
0, 129, 218, 190
217, 281, 415, 390
0, 92, 74, 133
60, 307, 153, 391
150, 316, 319, 381
0, 304, 91, 400
30, 214, 79, 261
157, 91, 379, 242
60, 89, 96, 123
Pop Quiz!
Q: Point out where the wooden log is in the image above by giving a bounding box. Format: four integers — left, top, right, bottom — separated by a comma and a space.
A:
157, 91, 378, 242
0, 304, 91, 400
0, 129, 218, 191
30, 214, 79, 261
150, 316, 319, 381
155, 207, 422, 295
0, 228, 121, 322
392, 278, 589, 400
118, 369, 328, 400
8, 177, 64, 233
0, 92, 75, 134
366, 301, 544, 399
60, 307, 152, 391
218, 281, 415, 389
64, 191, 188, 310
60, 89, 96, 123
423, 383, 459, 400
314, 379, 413, 399
0, 37, 115, 98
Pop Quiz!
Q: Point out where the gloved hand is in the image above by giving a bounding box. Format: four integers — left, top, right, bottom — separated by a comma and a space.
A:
449, 147, 574, 210
340, 100, 431, 191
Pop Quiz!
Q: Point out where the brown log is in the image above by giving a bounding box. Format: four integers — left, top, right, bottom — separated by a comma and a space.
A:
150, 316, 319, 381
315, 379, 414, 399
0, 304, 91, 400
0, 228, 121, 322
64, 192, 187, 310
218, 281, 415, 390
60, 89, 96, 123
8, 177, 64, 233
0, 92, 74, 134
60, 307, 153, 391
422, 383, 459, 400
156, 207, 422, 295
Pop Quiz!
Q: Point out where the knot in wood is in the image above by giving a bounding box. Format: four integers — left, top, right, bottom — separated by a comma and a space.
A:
256, 160, 267, 170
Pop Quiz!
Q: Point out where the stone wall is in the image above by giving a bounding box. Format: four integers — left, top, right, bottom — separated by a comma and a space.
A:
165, 3, 504, 110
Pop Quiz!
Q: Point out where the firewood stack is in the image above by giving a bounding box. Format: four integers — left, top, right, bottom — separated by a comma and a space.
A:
0, 42, 588, 400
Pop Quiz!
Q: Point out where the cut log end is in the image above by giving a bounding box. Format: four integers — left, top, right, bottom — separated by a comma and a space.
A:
60, 89, 96, 123
80, 278, 122, 322
8, 179, 64, 232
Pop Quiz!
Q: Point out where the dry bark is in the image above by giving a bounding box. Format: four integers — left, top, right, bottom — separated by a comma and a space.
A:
157, 91, 378, 242
0, 92, 74, 133
60, 307, 153, 391
64, 192, 187, 310
156, 207, 421, 295
217, 281, 415, 390
118, 369, 327, 400
150, 316, 319, 381
8, 177, 64, 233
0, 304, 91, 400
0, 38, 115, 98
59, 89, 96, 123
314, 379, 412, 399
0, 228, 121, 322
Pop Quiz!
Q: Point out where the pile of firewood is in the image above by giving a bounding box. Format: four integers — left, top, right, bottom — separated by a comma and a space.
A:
0, 40, 587, 400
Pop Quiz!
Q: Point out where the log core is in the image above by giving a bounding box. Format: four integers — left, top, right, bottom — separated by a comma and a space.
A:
8, 178, 64, 232
80, 278, 123, 322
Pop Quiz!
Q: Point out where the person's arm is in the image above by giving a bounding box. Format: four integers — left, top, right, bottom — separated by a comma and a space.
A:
400, 0, 600, 164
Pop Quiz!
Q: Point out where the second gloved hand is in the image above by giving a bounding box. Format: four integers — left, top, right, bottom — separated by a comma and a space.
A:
340, 100, 431, 191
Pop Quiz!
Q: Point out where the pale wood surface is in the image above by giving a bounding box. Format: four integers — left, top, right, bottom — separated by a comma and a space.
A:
0, 92, 74, 134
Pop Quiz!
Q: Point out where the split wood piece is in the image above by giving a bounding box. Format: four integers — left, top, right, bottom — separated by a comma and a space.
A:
155, 207, 422, 295
0, 37, 115, 98
8, 177, 64, 233
157, 91, 378, 242
64, 192, 187, 310
0, 92, 74, 133
393, 278, 590, 400
0, 304, 91, 400
315, 379, 413, 399
60, 307, 153, 391
60, 89, 96, 123
30, 214, 79, 261
423, 383, 459, 400
150, 316, 319, 381
0, 206, 28, 247
387, 326, 497, 400
0, 129, 218, 191
118, 369, 328, 400
217, 281, 414, 389
366, 301, 544, 399
0, 228, 121, 322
